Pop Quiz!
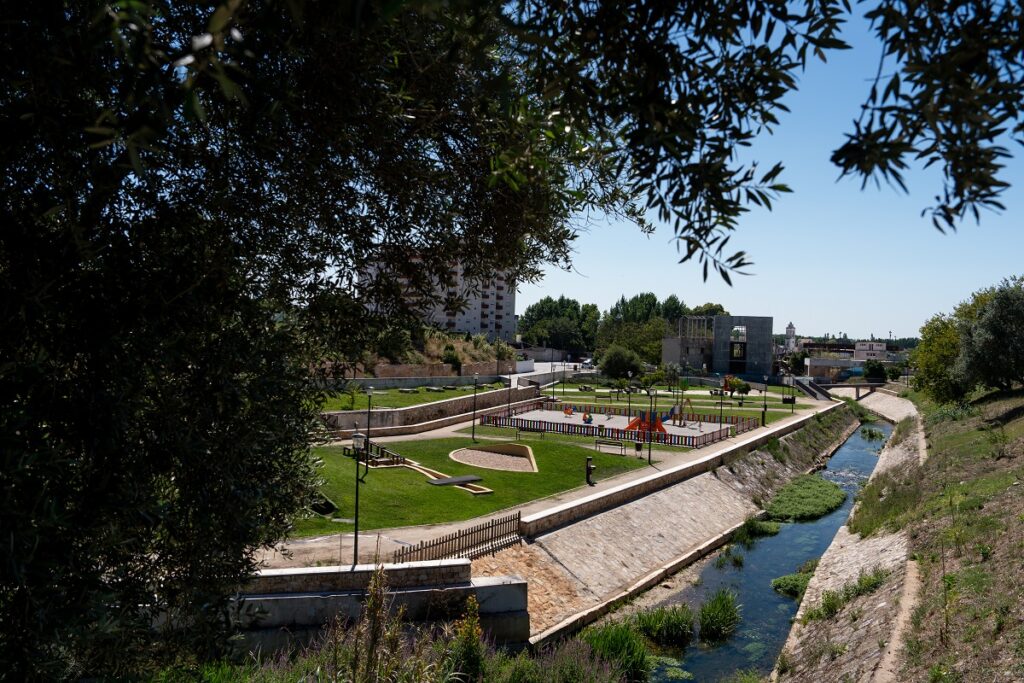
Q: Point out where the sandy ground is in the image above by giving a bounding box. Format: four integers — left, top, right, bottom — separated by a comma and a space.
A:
514, 408, 725, 438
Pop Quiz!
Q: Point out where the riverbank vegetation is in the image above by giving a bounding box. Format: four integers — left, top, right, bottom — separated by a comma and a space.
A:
800, 566, 889, 622
765, 475, 847, 522
771, 559, 820, 599
846, 387, 1024, 680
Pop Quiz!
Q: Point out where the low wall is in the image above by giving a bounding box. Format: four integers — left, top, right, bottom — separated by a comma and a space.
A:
236, 561, 529, 651
515, 359, 535, 373
322, 385, 538, 431
518, 402, 843, 538
341, 375, 503, 390
323, 396, 542, 440
246, 559, 470, 593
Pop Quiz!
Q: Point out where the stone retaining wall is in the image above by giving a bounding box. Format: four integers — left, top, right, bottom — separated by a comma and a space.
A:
322, 385, 538, 432
519, 401, 843, 538
246, 559, 471, 594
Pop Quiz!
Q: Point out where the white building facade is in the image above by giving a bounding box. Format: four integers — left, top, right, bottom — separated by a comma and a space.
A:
424, 265, 516, 342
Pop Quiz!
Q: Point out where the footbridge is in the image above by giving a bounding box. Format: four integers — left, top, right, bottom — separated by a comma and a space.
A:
815, 382, 887, 399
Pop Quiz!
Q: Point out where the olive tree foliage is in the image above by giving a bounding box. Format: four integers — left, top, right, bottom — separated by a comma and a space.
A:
832, 1, 1024, 232
0, 3, 639, 677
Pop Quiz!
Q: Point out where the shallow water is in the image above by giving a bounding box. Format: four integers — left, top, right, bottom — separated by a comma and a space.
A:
650, 422, 892, 682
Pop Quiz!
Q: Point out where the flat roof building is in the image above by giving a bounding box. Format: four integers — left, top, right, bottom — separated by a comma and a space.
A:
662, 315, 774, 379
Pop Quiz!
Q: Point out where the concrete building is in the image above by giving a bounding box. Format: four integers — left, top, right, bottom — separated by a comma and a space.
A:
662, 315, 774, 378
854, 341, 887, 361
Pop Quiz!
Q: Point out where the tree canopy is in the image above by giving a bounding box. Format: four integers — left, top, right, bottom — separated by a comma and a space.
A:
3, 0, 1023, 676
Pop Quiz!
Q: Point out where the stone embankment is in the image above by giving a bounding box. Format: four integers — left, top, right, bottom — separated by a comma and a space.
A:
774, 391, 926, 682
473, 406, 860, 642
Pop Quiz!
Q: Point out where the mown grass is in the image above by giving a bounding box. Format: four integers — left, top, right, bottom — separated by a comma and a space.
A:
765, 474, 846, 522
322, 384, 503, 411
294, 437, 648, 536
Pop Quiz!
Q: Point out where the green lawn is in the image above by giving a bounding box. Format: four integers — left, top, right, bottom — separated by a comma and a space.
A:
322, 384, 506, 411
293, 437, 650, 536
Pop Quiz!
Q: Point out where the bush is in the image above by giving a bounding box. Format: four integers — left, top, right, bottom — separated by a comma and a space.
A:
448, 596, 485, 678
698, 589, 741, 643
765, 474, 847, 521
442, 343, 462, 373
633, 605, 694, 648
580, 622, 651, 682
536, 639, 622, 683
732, 517, 781, 547
771, 572, 813, 599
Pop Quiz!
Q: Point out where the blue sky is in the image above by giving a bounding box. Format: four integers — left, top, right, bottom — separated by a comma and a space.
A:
517, 9, 1023, 340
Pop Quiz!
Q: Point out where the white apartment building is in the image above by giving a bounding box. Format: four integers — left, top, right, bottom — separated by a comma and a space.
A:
424, 265, 516, 342
365, 262, 516, 342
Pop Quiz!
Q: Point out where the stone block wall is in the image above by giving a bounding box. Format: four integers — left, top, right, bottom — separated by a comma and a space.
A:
321, 385, 538, 431
245, 559, 472, 594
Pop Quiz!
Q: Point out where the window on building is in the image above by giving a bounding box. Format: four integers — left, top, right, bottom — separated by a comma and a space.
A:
730, 326, 747, 342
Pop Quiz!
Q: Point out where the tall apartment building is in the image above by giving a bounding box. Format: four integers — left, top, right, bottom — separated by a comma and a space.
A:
365, 262, 516, 342
423, 265, 516, 342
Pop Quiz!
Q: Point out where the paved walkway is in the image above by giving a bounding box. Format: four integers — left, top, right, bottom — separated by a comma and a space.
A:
260, 398, 834, 568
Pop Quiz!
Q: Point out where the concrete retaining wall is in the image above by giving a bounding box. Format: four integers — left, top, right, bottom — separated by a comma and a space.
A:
322, 385, 538, 432
236, 560, 529, 652
519, 401, 843, 538
342, 375, 503, 390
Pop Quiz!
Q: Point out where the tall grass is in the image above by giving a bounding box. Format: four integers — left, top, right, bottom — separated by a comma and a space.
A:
633, 605, 694, 649
732, 517, 782, 548
698, 589, 741, 643
580, 622, 651, 682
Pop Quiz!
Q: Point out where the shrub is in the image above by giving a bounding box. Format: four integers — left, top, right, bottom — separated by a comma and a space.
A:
733, 517, 782, 547
771, 572, 812, 599
537, 639, 622, 683
698, 589, 741, 643
633, 605, 694, 648
442, 343, 462, 373
580, 622, 651, 682
765, 474, 847, 521
448, 596, 485, 678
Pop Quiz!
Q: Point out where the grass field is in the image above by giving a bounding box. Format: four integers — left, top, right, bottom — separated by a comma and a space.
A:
456, 425, 695, 451
293, 437, 651, 537
322, 384, 505, 411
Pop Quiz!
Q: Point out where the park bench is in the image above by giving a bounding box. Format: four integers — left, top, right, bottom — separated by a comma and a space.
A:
578, 385, 593, 392
443, 385, 458, 390
516, 426, 546, 439
425, 386, 444, 392
428, 474, 483, 487
398, 388, 418, 394
594, 438, 625, 455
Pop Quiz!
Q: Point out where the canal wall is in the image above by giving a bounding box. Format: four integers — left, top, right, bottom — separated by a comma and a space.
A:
772, 394, 924, 682
473, 404, 861, 644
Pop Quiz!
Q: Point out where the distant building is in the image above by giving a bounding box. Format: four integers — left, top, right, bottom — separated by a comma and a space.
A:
854, 341, 887, 361
785, 322, 797, 352
662, 315, 774, 378
365, 262, 516, 342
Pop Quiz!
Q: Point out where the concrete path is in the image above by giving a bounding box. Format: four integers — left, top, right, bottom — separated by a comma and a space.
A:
262, 403, 836, 568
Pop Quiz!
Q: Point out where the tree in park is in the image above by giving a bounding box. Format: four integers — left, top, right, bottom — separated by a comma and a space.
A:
600, 346, 644, 380
4, 0, 1024, 676
885, 365, 904, 382
863, 359, 887, 382
955, 277, 1024, 392
913, 314, 971, 403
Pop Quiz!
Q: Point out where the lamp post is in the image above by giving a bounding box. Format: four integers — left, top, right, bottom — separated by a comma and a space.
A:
471, 373, 479, 442
562, 361, 566, 399
718, 374, 725, 438
627, 370, 633, 420
355, 386, 373, 565
647, 387, 655, 464
506, 371, 512, 419
762, 374, 768, 426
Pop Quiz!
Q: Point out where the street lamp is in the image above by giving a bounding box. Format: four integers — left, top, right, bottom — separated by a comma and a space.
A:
471, 373, 479, 442
627, 370, 633, 420
562, 362, 566, 399
762, 374, 768, 426
718, 374, 725, 439
506, 372, 513, 419
355, 386, 373, 565
646, 387, 655, 464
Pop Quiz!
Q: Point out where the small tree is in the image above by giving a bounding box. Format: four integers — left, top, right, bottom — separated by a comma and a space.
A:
600, 345, 643, 379
885, 365, 903, 382
863, 359, 886, 381
664, 362, 681, 386
442, 344, 462, 373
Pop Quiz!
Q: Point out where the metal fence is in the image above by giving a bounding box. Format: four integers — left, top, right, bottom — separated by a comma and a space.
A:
391, 511, 521, 563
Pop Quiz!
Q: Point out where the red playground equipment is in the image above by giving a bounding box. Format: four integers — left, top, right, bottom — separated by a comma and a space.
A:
625, 409, 668, 434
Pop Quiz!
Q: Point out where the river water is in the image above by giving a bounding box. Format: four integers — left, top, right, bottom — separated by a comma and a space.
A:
650, 422, 892, 682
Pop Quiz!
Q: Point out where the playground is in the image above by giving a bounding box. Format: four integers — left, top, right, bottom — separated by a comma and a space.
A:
513, 407, 724, 439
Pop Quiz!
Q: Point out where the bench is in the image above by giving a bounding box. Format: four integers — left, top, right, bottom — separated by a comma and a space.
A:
516, 426, 546, 439
594, 438, 625, 455
578, 385, 594, 392
443, 385, 458, 390
398, 388, 419, 394
425, 386, 444, 392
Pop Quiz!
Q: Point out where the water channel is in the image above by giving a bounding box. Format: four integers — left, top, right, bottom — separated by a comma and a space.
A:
650, 421, 893, 682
